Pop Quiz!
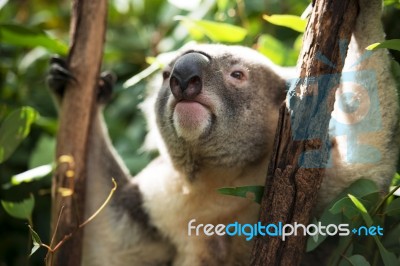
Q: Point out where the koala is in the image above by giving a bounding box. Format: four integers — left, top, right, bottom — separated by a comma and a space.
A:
48, 0, 398, 265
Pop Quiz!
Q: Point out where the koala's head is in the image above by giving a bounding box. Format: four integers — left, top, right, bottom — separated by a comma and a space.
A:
155, 44, 286, 175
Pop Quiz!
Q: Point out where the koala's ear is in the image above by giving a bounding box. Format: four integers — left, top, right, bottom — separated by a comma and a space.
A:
271, 66, 295, 106
271, 75, 287, 107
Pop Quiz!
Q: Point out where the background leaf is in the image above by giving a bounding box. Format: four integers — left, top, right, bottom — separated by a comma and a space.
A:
348, 194, 398, 266
0, 24, 68, 55
176, 16, 247, 43
366, 39, 400, 51
263, 14, 306, 32
2, 164, 52, 189
1, 194, 34, 221
257, 34, 298, 66
384, 197, 400, 216
0, 106, 39, 163
345, 254, 370, 266
28, 225, 42, 256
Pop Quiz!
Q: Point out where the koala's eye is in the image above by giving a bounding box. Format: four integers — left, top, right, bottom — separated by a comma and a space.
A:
230, 71, 244, 80
162, 71, 171, 80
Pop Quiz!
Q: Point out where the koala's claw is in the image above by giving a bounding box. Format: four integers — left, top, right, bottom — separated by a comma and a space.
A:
47, 56, 116, 103
47, 56, 76, 97
98, 71, 116, 103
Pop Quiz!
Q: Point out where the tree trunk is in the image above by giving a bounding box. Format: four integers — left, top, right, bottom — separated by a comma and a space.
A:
251, 0, 359, 265
49, 0, 107, 265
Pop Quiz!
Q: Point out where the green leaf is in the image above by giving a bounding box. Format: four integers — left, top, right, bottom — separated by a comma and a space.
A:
328, 235, 355, 265
1, 194, 35, 221
29, 135, 55, 168
360, 192, 381, 210
218, 186, 264, 203
373, 236, 398, 266
391, 173, 400, 186
0, 24, 68, 55
123, 61, 162, 88
0, 106, 39, 163
384, 197, 400, 216
306, 210, 342, 251
348, 194, 372, 225
345, 254, 371, 266
335, 179, 379, 200
307, 179, 380, 252
348, 194, 398, 266
263, 14, 306, 33
176, 16, 247, 43
34, 116, 58, 135
382, 223, 400, 249
217, 0, 229, 11
384, 0, 399, 6
257, 34, 297, 66
2, 164, 52, 189
329, 197, 359, 218
366, 39, 400, 51
390, 185, 400, 197
28, 225, 42, 256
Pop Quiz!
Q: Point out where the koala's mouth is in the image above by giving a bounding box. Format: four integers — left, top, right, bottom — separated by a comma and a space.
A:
172, 100, 213, 141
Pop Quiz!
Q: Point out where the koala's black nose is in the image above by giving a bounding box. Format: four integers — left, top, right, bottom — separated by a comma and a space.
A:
170, 52, 210, 101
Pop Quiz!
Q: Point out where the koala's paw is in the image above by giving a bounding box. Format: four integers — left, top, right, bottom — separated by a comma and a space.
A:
97, 71, 116, 104
47, 56, 116, 103
47, 56, 75, 98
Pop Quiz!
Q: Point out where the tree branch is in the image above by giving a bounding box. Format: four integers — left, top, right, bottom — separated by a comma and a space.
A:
251, 0, 359, 265
49, 0, 107, 265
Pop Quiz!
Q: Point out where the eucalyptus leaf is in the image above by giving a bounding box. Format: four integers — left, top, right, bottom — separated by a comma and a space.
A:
391, 173, 400, 186
1, 194, 35, 221
384, 197, 400, 216
366, 39, 400, 51
345, 254, 370, 266
390, 186, 400, 197
330, 197, 359, 219
348, 194, 398, 266
348, 194, 372, 225
175, 16, 247, 43
28, 225, 42, 256
29, 135, 55, 168
217, 0, 229, 11
334, 179, 379, 200
257, 34, 297, 66
257, 34, 286, 65
382, 223, 400, 249
384, 0, 399, 6
0, 106, 39, 163
306, 209, 342, 251
373, 235, 398, 266
263, 14, 306, 33
0, 24, 68, 55
2, 164, 53, 189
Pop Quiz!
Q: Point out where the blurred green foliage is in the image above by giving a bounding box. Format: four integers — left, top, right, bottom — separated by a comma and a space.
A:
0, 0, 399, 265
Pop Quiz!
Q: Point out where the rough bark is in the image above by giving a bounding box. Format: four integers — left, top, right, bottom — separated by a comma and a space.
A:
49, 0, 107, 265
251, 0, 359, 265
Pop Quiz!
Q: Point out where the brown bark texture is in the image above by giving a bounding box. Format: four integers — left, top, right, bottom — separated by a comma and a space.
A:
251, 0, 359, 265
50, 0, 107, 265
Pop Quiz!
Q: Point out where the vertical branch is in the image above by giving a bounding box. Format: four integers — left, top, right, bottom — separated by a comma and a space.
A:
251, 0, 359, 265
50, 0, 107, 265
